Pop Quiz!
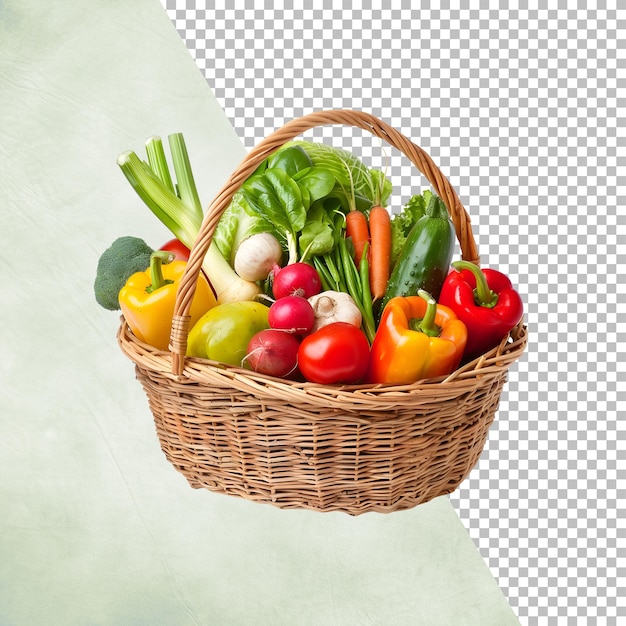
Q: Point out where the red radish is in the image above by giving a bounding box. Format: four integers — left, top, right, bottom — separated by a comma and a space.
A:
244, 329, 300, 378
272, 262, 322, 300
268, 295, 315, 335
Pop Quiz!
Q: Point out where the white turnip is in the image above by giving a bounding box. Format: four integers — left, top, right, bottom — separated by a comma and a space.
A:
234, 232, 283, 282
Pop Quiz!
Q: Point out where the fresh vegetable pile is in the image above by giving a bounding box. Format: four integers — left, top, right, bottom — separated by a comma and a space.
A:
96, 133, 523, 385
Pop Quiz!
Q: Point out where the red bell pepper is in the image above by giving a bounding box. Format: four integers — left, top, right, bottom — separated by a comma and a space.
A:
439, 260, 523, 361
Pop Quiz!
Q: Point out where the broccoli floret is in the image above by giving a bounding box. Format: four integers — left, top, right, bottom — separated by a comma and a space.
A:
94, 236, 154, 310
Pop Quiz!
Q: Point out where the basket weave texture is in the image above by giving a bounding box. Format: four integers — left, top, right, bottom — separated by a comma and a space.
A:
117, 110, 528, 515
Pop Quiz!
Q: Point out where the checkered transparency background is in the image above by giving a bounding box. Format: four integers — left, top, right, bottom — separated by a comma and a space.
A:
161, 2, 624, 623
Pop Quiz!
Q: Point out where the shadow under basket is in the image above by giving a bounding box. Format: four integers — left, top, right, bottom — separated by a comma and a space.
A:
116, 110, 528, 515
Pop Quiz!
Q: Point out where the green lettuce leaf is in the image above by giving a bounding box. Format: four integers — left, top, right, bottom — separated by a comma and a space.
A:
390, 190, 433, 269
212, 191, 275, 265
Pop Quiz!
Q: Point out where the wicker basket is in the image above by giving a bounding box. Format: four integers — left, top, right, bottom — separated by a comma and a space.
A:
117, 110, 527, 515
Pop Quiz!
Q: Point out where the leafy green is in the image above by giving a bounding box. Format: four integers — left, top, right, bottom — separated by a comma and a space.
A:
297, 203, 335, 261
266, 144, 312, 176
249, 168, 306, 231
292, 167, 336, 208
215, 144, 335, 265
390, 190, 433, 269
212, 191, 275, 265
214, 138, 393, 308
239, 160, 337, 264
242, 168, 305, 262
394, 190, 433, 235
369, 169, 390, 206
284, 141, 392, 209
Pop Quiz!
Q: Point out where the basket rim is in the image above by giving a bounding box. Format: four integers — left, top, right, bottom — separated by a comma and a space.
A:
118, 316, 528, 408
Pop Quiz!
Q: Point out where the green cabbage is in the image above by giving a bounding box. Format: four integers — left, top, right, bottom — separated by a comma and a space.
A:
213, 141, 392, 266
286, 141, 392, 209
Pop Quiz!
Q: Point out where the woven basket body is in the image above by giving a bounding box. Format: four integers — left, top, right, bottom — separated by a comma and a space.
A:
117, 110, 527, 515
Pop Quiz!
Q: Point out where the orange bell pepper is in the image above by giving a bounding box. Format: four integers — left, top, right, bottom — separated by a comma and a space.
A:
119, 250, 216, 351
367, 290, 467, 384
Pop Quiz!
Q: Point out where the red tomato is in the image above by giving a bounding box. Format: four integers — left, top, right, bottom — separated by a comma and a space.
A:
161, 238, 214, 291
297, 322, 370, 384
160, 238, 191, 261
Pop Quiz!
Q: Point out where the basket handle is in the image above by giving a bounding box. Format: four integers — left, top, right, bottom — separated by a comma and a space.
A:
170, 109, 479, 376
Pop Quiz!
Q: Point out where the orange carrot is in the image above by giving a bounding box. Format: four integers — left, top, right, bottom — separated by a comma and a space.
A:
345, 210, 370, 267
368, 206, 392, 301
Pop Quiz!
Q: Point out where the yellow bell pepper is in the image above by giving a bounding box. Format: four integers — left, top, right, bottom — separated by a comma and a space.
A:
186, 301, 270, 366
119, 251, 216, 351
367, 290, 467, 384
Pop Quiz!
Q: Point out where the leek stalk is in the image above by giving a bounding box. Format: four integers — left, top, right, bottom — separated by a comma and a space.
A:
117, 135, 260, 304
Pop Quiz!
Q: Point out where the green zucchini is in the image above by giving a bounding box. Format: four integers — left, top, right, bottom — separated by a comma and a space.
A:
376, 194, 455, 321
